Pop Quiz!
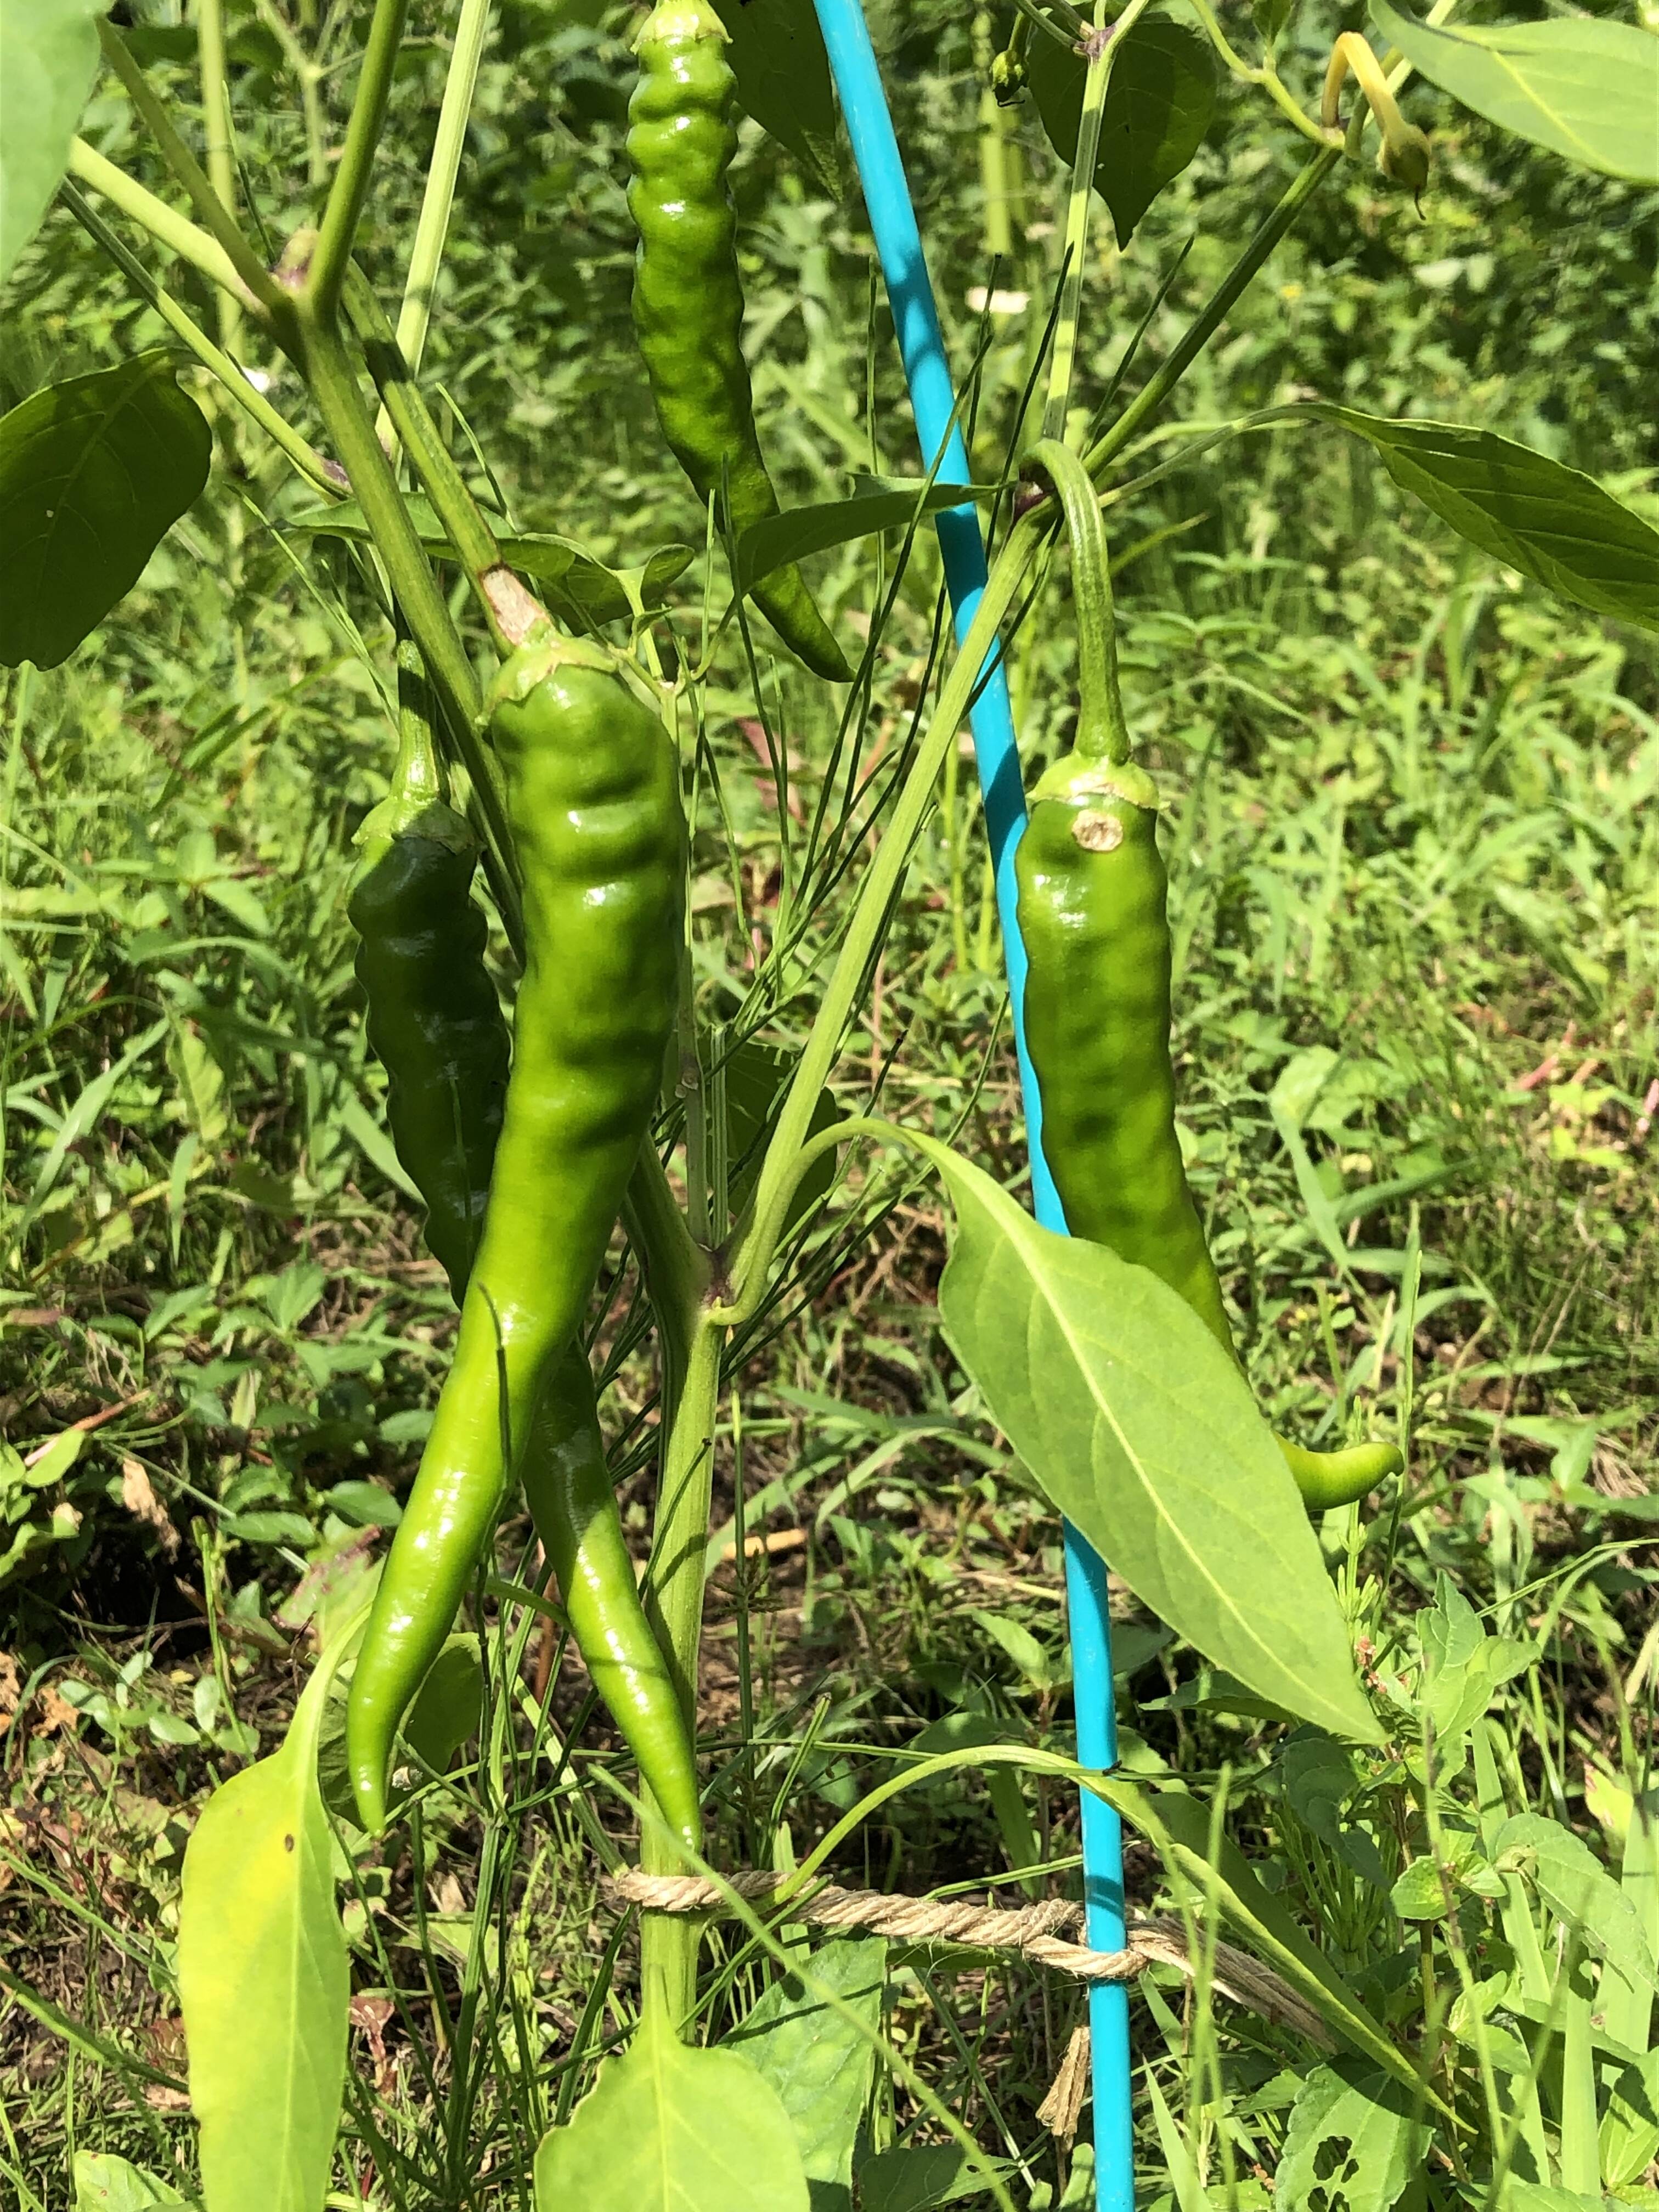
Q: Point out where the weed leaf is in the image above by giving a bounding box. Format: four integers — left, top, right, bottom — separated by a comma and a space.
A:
71, 2153, 189, 2210
1277, 2058, 1429, 2212
533, 2002, 809, 2210
727, 1938, 886, 2204
915, 1138, 1379, 1743
1370, 1, 1659, 184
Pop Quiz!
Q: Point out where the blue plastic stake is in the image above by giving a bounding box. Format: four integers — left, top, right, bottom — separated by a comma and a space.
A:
809, 6, 1131, 2205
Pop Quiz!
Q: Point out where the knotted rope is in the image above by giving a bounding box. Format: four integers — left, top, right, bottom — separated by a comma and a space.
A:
603, 1869, 1328, 2043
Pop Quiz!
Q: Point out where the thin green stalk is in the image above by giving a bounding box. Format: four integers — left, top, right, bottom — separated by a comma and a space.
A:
307, 0, 412, 320
1025, 438, 1127, 761
340, 263, 528, 647
195, 0, 243, 358
639, 1318, 723, 2029
251, 0, 328, 186
1183, 0, 1336, 149
60, 182, 335, 494
621, 1146, 709, 1404
395, 0, 493, 379
65, 139, 256, 309
296, 312, 520, 941
731, 507, 1047, 1305
96, 21, 285, 324
1042, 0, 1136, 441
1085, 147, 1339, 478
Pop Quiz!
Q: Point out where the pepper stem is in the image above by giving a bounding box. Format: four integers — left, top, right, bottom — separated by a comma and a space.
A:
1024, 439, 1131, 766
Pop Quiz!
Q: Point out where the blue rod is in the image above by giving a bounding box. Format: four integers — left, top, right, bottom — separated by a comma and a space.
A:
809, 7, 1131, 2204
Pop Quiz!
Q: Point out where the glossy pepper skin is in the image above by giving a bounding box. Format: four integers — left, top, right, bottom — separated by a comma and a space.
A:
348, 650, 508, 1302
1015, 757, 1402, 1513
347, 636, 686, 1830
521, 1347, 701, 1852
627, 0, 850, 683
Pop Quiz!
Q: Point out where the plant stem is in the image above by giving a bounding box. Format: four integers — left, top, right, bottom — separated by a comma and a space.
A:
341, 264, 527, 647
732, 506, 1047, 1305
66, 139, 257, 311
639, 1317, 723, 2029
97, 20, 286, 324
1084, 146, 1340, 479
295, 312, 520, 938
1184, 0, 1337, 149
1025, 439, 1127, 762
60, 183, 336, 495
250, 0, 329, 187
307, 0, 412, 321
394, 0, 493, 381
194, 0, 243, 360
1044, 0, 1149, 441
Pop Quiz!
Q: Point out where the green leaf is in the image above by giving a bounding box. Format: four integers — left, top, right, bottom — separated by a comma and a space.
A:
533, 2004, 810, 2211
1417, 1575, 1534, 1745
969, 1609, 1058, 1690
1276, 2059, 1429, 2212
855, 2144, 1008, 2212
403, 1633, 483, 1774
736, 481, 988, 594
1279, 1732, 1358, 1844
282, 495, 692, 627
727, 1938, 886, 2205
1496, 1813, 1659, 1992
0, 354, 213, 670
71, 2152, 188, 2210
709, 0, 839, 193
1311, 404, 1659, 635
0, 0, 106, 287
724, 1038, 839, 1235
177, 1612, 360, 2212
1389, 1857, 1451, 1921
1369, 0, 1659, 184
1026, 14, 1219, 247
915, 1137, 1380, 1743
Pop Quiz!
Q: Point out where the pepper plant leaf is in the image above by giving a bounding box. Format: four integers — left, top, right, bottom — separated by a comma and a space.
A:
0, 0, 106, 287
1369, 1, 1659, 185
736, 480, 990, 594
910, 1137, 1380, 1745
1026, 13, 1219, 246
177, 1606, 365, 2212
533, 2003, 810, 2211
0, 354, 213, 671
710, 0, 839, 193
1308, 406, 1659, 635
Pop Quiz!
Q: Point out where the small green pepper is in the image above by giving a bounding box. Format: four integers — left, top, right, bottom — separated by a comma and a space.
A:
348, 642, 509, 1301
1015, 443, 1402, 1513
628, 0, 850, 682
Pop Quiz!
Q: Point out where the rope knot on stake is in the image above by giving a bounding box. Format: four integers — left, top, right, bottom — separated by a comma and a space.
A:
603, 1869, 1330, 2045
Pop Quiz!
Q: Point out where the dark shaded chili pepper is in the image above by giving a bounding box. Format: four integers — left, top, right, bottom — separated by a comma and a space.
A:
1014, 443, 1402, 1512
521, 1346, 700, 1850
347, 633, 688, 1831
627, 0, 851, 683
348, 640, 509, 1301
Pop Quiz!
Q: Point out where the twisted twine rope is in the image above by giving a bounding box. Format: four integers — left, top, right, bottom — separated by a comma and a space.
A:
604, 1869, 1328, 2044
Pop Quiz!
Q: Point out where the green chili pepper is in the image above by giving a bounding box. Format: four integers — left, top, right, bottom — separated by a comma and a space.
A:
347, 633, 687, 1831
1015, 444, 1402, 1514
521, 1346, 701, 1850
628, 0, 851, 683
348, 642, 509, 1302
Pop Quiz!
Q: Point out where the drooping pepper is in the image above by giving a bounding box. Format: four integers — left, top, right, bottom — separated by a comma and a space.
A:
1014, 443, 1402, 1513
521, 1346, 701, 1850
348, 640, 510, 1301
346, 633, 689, 1832
627, 0, 851, 683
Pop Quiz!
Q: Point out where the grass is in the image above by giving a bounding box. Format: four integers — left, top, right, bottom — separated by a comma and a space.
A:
2, 3, 1657, 2206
